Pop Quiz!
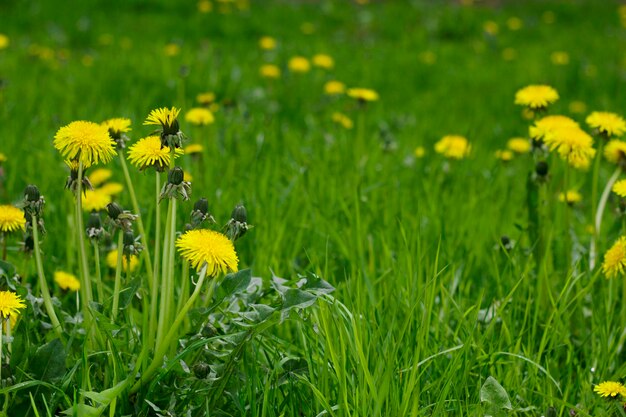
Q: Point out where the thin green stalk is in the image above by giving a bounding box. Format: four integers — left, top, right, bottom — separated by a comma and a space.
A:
177, 261, 190, 330
155, 200, 172, 351
130, 264, 210, 394
591, 167, 621, 269
118, 153, 154, 291
92, 242, 104, 303
111, 231, 124, 322
563, 164, 571, 269
32, 214, 63, 338
147, 172, 162, 353
165, 198, 177, 344
76, 162, 93, 324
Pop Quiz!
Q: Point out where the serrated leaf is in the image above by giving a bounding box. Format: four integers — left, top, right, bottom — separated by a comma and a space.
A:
219, 269, 251, 298
299, 274, 335, 295
282, 289, 317, 312
31, 339, 66, 383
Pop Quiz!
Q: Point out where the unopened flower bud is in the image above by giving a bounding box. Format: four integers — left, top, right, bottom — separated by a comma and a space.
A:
107, 202, 123, 220
231, 204, 247, 223
87, 212, 102, 230
168, 167, 184, 185
194, 198, 209, 215
192, 362, 210, 379
123, 231, 135, 247
535, 161, 549, 177
24, 185, 40, 202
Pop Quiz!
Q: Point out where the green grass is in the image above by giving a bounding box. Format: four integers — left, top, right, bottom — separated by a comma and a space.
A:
1, 0, 626, 415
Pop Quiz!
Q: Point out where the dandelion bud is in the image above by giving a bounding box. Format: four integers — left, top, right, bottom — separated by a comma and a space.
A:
192, 362, 210, 379
189, 198, 214, 229
23, 235, 34, 253
224, 203, 251, 241
194, 198, 209, 215
107, 202, 123, 220
86, 212, 105, 241
24, 185, 40, 202
168, 167, 184, 185
535, 161, 549, 177
231, 204, 247, 224
21, 184, 45, 217
123, 231, 135, 247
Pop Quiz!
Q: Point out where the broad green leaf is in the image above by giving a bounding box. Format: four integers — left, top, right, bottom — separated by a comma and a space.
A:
282, 289, 317, 312
481, 376, 512, 417
219, 269, 252, 298
118, 276, 141, 309
31, 339, 66, 383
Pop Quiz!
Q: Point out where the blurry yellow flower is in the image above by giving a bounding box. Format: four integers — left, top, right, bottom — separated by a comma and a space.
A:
324, 80, 346, 95
529, 115, 579, 141
602, 236, 626, 278
98, 182, 124, 196
483, 21, 499, 35
569, 101, 587, 114
198, 0, 213, 13
331, 112, 353, 129
495, 150, 514, 161
312, 54, 334, 69
82, 189, 112, 212
259, 36, 276, 50
54, 121, 117, 168
54, 271, 80, 292
106, 250, 139, 272
288, 56, 310, 73
551, 51, 569, 65
604, 140, 626, 164
435, 135, 471, 159
544, 127, 595, 169
613, 179, 626, 197
586, 111, 626, 137
196, 92, 216, 105
0, 153, 7, 163
506, 17, 523, 30
184, 171, 193, 182
260, 64, 281, 79
185, 108, 215, 126
300, 22, 315, 35
558, 190, 581, 205
0, 34, 10, 50
0, 291, 25, 320
414, 146, 425, 158
88, 168, 113, 186
502, 48, 516, 61
594, 381, 626, 398
0, 206, 26, 234
347, 88, 379, 102
515, 85, 559, 110
419, 51, 436, 65
164, 43, 180, 57
507, 138, 531, 154
185, 144, 204, 154
102, 118, 131, 138
128, 136, 183, 171
176, 229, 239, 275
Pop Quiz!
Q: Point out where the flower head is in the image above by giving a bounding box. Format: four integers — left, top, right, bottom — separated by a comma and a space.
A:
435, 135, 471, 159
558, 190, 582, 205
347, 88, 379, 102
128, 136, 183, 172
144, 107, 181, 134
185, 144, 204, 154
196, 92, 216, 105
594, 381, 626, 398
54, 121, 117, 167
495, 150, 514, 162
414, 146, 425, 158
185, 108, 215, 126
106, 250, 139, 272
54, 271, 80, 291
88, 168, 113, 187
514, 85, 559, 110
0, 291, 26, 320
529, 115, 579, 141
331, 112, 353, 129
507, 138, 531, 154
98, 182, 124, 196
0, 205, 26, 233
312, 54, 334, 69
0, 153, 6, 163
602, 236, 626, 278
586, 111, 626, 137
259, 36, 276, 50
82, 189, 112, 212
543, 127, 596, 169
613, 179, 626, 198
288, 56, 310, 73
324, 80, 346, 95
604, 140, 626, 165
0, 34, 9, 50
260, 64, 281, 79
101, 118, 132, 137
176, 229, 238, 276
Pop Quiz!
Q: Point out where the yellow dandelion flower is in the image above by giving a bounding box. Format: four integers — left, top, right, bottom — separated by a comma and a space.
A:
106, 250, 139, 272
82, 189, 112, 212
515, 85, 559, 110
54, 271, 80, 292
102, 118, 132, 137
551, 51, 569, 65
184, 171, 193, 182
144, 107, 181, 131
483, 21, 499, 35
54, 121, 117, 168
177, 229, 238, 276
613, 179, 626, 198
185, 144, 204, 154
196, 92, 216, 105
435, 135, 471, 159
586, 111, 626, 137
288, 56, 310, 73
312, 54, 334, 69
544, 127, 596, 169
0, 34, 9, 50
414, 146, 425, 158
128, 136, 183, 171
331, 112, 353, 129
529, 115, 579, 141
569, 101, 587, 114
495, 150, 514, 161
0, 291, 26, 319
0, 205, 26, 233
88, 168, 113, 187
507, 138, 531, 154
602, 237, 626, 278
185, 108, 215, 126
506, 17, 523, 30
347, 88, 379, 102
260, 64, 281, 79
259, 36, 276, 50
558, 190, 582, 204
164, 43, 180, 57
594, 381, 626, 398
98, 182, 124, 196
605, 140, 626, 164
198, 0, 212, 13
324, 80, 346, 95
0, 153, 6, 163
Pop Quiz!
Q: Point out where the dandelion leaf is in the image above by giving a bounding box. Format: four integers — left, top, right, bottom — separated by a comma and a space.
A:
480, 376, 512, 417
31, 339, 66, 383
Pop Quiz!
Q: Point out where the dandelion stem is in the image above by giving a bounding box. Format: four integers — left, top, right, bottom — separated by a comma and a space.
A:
111, 231, 124, 322
92, 242, 104, 303
130, 264, 210, 394
32, 213, 63, 338
591, 167, 621, 269
147, 172, 161, 354
76, 162, 93, 324
155, 200, 172, 351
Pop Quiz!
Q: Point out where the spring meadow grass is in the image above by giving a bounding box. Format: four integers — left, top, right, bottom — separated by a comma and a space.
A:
1, 0, 626, 415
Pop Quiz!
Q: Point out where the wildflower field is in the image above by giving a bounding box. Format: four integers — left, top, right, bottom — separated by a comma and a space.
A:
1, 0, 626, 415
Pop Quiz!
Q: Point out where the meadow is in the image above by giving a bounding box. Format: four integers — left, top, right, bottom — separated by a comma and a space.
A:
0, 0, 625, 415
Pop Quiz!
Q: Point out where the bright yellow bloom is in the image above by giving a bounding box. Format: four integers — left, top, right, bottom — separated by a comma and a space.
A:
164, 43, 180, 57
495, 150, 513, 161
106, 250, 139, 272
529, 115, 579, 141
0, 153, 6, 162
550, 51, 569, 66
88, 168, 113, 187
324, 80, 346, 95
0, 205, 26, 233
176, 229, 239, 276
613, 179, 626, 198
196, 92, 216, 105
260, 64, 281, 79
347, 88, 379, 102
54, 121, 117, 168
507, 138, 531, 154
82, 189, 112, 212
312, 54, 334, 69
331, 112, 353, 129
98, 182, 124, 196
544, 127, 596, 169
435, 135, 471, 159
515, 85, 559, 109
594, 381, 626, 398
259, 36, 276, 50
54, 271, 80, 292
0, 34, 9, 50
101, 118, 132, 136
586, 111, 626, 137
185, 108, 215, 126
414, 146, 425, 158
288, 56, 310, 73
184, 171, 193, 182
602, 237, 626, 278
128, 136, 183, 171
605, 140, 626, 164
185, 144, 204, 154
483, 21, 499, 35
558, 190, 582, 204
0, 291, 25, 320
144, 107, 181, 131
